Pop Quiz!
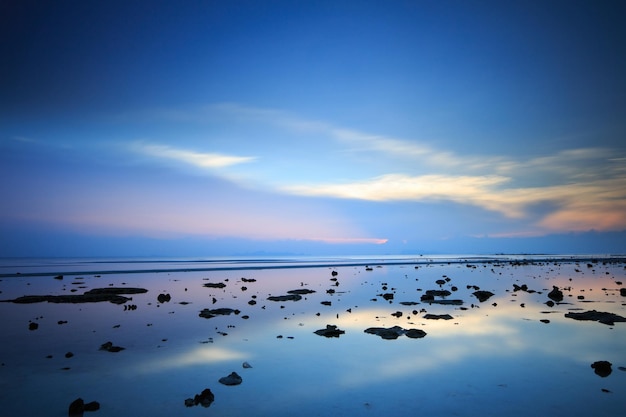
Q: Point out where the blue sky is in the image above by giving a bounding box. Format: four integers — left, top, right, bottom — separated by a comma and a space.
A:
1, 0, 626, 256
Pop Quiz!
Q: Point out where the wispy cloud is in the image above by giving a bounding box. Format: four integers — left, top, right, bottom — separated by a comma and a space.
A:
133, 143, 256, 169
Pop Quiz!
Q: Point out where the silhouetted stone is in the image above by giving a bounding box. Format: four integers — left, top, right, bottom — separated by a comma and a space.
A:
423, 314, 453, 320
4, 287, 147, 305
185, 388, 215, 408
219, 372, 242, 385
267, 294, 302, 302
548, 286, 564, 302
314, 324, 345, 338
199, 308, 240, 319
203, 282, 226, 288
591, 361, 612, 377
157, 293, 171, 303
83, 401, 100, 411
28, 322, 38, 330
287, 289, 316, 295
68, 398, 84, 417
472, 290, 495, 302
620, 288, 626, 297
99, 341, 125, 352
364, 326, 427, 340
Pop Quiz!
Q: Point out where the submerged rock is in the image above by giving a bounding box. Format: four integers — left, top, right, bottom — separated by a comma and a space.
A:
314, 324, 345, 338
591, 361, 612, 377
564, 310, 626, 325
219, 371, 243, 386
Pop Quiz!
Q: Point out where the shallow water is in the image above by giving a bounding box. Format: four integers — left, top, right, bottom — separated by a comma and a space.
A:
1, 256, 625, 416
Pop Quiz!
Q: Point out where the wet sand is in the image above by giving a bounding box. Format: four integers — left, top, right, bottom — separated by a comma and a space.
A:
0, 256, 625, 416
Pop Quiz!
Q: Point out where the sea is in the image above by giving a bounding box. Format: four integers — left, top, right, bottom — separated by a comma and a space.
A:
1, 254, 625, 416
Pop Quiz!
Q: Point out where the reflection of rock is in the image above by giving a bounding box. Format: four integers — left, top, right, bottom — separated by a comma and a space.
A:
548, 286, 564, 302
267, 294, 302, 302
219, 372, 243, 386
591, 361, 612, 377
472, 291, 495, 302
423, 314, 453, 320
199, 308, 240, 319
364, 326, 426, 340
185, 388, 215, 407
565, 310, 626, 325
314, 324, 345, 338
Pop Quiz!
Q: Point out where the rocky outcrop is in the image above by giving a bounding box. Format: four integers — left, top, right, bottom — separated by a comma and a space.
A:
564, 310, 626, 325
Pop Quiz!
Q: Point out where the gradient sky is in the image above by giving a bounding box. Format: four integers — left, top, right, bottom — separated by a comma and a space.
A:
1, 0, 626, 257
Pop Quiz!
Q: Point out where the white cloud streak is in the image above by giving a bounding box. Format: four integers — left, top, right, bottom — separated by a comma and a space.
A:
133, 143, 256, 169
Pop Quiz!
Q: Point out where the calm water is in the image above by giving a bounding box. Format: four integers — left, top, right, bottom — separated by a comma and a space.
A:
1, 255, 625, 416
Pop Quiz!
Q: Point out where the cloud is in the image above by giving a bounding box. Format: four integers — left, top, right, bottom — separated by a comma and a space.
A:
134, 143, 256, 169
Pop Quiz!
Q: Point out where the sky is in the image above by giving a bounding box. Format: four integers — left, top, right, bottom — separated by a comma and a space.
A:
1, 0, 626, 257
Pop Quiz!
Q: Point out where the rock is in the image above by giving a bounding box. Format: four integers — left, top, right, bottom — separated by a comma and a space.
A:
564, 310, 626, 325
314, 324, 345, 338
425, 289, 452, 297
381, 293, 394, 300
423, 314, 453, 320
65, 352, 74, 358
548, 286, 564, 302
287, 289, 316, 295
99, 341, 125, 352
591, 361, 613, 377
68, 398, 84, 417
185, 388, 215, 407
364, 326, 426, 340
5, 287, 147, 305
203, 282, 226, 288
219, 371, 243, 386
199, 308, 240, 319
28, 322, 38, 330
83, 401, 100, 411
472, 291, 495, 302
320, 301, 332, 306
620, 288, 626, 297
157, 293, 171, 303
391, 311, 402, 318
242, 362, 252, 368
331, 271, 338, 276
267, 294, 302, 302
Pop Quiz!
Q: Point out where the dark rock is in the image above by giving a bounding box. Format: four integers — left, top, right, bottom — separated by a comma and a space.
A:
565, 310, 626, 325
68, 398, 84, 417
472, 291, 495, 302
157, 293, 171, 303
203, 282, 226, 288
591, 361, 613, 377
99, 341, 125, 352
287, 289, 316, 295
425, 289, 452, 297
267, 294, 302, 302
54, 275, 64, 280
28, 322, 38, 330
4, 287, 147, 305
545, 300, 555, 307
364, 326, 427, 340
391, 311, 403, 318
314, 324, 345, 338
83, 401, 100, 411
199, 308, 240, 319
185, 388, 215, 407
65, 352, 74, 358
548, 286, 564, 302
620, 288, 626, 297
331, 271, 338, 276
423, 314, 453, 320
320, 301, 332, 306
219, 371, 243, 386
381, 293, 394, 300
